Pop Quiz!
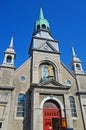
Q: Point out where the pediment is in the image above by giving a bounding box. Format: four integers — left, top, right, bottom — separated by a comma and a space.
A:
37, 41, 58, 53
31, 79, 71, 90
39, 79, 64, 88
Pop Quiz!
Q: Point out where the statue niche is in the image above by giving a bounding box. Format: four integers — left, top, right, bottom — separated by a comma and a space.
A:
40, 64, 55, 82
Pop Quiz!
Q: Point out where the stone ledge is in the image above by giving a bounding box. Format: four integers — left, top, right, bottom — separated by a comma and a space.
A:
0, 118, 5, 121
76, 91, 86, 95
0, 86, 15, 91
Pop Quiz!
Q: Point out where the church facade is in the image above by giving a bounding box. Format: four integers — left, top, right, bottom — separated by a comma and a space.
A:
0, 8, 86, 130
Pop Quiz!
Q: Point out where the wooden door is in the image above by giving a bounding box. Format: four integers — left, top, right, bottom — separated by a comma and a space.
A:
43, 108, 61, 130
52, 118, 60, 130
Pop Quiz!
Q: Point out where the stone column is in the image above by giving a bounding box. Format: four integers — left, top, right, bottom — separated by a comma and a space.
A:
64, 94, 73, 128
31, 91, 41, 130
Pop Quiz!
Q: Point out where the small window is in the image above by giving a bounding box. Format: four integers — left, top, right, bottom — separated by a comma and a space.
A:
16, 93, 25, 117
76, 64, 81, 70
6, 55, 12, 63
20, 76, 26, 81
47, 27, 49, 30
66, 80, 71, 86
72, 65, 74, 71
69, 96, 77, 117
42, 24, 46, 29
37, 25, 40, 30
0, 122, 2, 128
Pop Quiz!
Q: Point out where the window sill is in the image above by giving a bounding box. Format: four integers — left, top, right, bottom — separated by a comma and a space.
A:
72, 117, 78, 120
15, 117, 24, 120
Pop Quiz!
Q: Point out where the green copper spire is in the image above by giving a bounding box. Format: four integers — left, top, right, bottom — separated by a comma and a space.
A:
34, 7, 50, 31
39, 7, 44, 19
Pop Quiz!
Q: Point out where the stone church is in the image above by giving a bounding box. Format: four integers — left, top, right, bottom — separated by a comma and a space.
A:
0, 8, 86, 130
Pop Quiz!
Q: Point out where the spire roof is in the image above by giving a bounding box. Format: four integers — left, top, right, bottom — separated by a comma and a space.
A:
5, 36, 15, 55
2, 35, 16, 68
9, 36, 14, 48
71, 47, 81, 62
72, 47, 76, 58
70, 47, 84, 74
39, 7, 44, 19
34, 7, 50, 31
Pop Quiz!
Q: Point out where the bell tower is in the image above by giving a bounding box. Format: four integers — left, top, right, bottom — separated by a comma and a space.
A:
29, 8, 62, 84
70, 47, 84, 74
0, 36, 16, 86
29, 7, 60, 55
2, 36, 16, 69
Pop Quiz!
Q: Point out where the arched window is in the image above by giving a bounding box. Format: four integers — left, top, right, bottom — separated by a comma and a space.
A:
69, 96, 77, 117
16, 93, 25, 117
76, 64, 81, 70
72, 65, 74, 71
42, 24, 46, 29
40, 63, 55, 83
6, 55, 12, 63
43, 100, 60, 109
47, 27, 49, 30
42, 65, 49, 82
37, 25, 40, 30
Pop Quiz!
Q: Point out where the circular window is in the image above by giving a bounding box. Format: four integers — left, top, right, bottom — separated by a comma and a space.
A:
66, 80, 71, 86
44, 46, 48, 50
20, 76, 26, 81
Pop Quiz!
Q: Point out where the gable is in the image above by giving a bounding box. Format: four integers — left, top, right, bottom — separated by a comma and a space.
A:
13, 58, 31, 89
37, 41, 58, 53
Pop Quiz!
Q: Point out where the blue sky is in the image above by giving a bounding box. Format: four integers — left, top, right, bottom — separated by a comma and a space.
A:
0, 0, 86, 72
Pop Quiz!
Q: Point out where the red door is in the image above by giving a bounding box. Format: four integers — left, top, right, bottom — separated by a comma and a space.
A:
43, 108, 61, 130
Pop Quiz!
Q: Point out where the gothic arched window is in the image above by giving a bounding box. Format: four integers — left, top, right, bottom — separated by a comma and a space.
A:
16, 93, 25, 117
69, 96, 77, 117
40, 63, 55, 83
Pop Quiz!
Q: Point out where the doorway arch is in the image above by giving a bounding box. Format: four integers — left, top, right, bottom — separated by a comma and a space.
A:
40, 96, 65, 117
43, 100, 61, 130
40, 96, 65, 130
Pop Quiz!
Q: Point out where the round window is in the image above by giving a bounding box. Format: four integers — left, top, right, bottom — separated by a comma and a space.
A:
66, 80, 71, 86
20, 76, 26, 81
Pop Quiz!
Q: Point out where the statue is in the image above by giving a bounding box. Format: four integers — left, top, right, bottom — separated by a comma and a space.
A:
48, 65, 54, 76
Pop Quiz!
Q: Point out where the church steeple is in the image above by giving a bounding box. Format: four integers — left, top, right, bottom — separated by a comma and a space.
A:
29, 7, 59, 55
2, 36, 16, 68
70, 47, 84, 74
34, 7, 50, 31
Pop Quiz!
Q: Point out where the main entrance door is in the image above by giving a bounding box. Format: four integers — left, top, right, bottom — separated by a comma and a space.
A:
43, 100, 61, 130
